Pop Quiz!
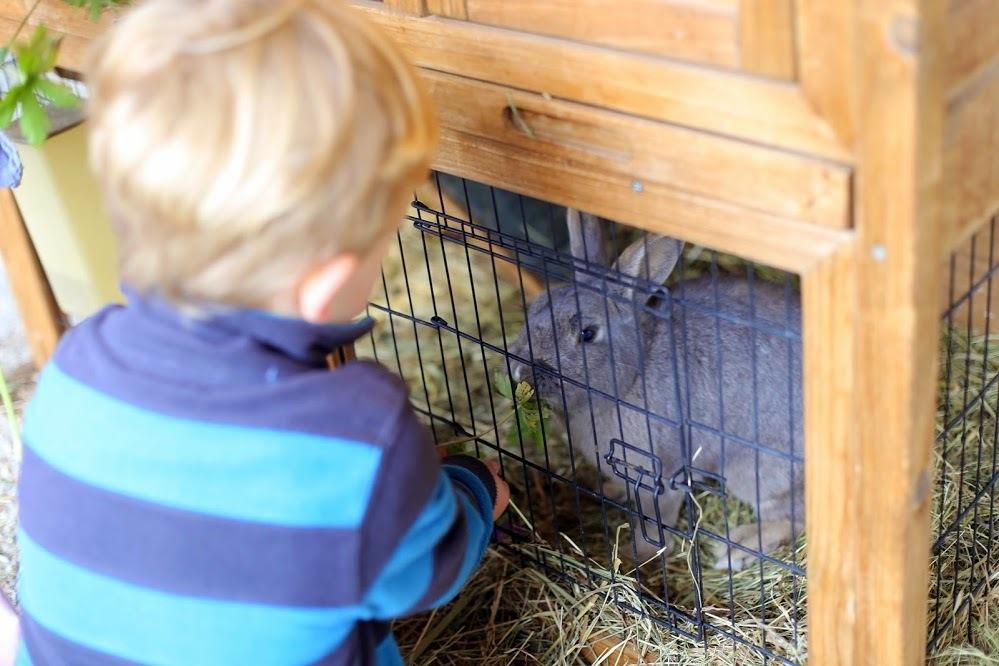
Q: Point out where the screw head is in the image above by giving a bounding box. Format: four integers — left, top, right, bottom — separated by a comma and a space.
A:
631, 180, 644, 193
871, 244, 887, 262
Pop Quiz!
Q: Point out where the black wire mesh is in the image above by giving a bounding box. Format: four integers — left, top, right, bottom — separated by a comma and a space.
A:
357, 172, 806, 663
929, 214, 999, 654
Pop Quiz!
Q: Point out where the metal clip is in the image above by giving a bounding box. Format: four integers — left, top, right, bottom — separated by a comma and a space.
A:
604, 439, 665, 496
604, 439, 666, 547
668, 465, 727, 498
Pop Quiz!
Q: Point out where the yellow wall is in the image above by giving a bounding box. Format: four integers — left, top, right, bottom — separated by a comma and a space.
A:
13, 122, 122, 321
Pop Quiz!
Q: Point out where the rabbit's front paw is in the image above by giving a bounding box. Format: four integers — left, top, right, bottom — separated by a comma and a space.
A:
712, 521, 794, 572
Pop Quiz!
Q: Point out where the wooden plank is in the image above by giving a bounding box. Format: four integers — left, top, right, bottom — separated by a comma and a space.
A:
738, 0, 796, 79
0, 14, 96, 73
353, 1, 851, 162
433, 126, 852, 274
796, 0, 859, 145
801, 243, 858, 666
806, 1, 946, 664
463, 0, 740, 68
0, 0, 22, 22
383, 0, 428, 16
23, 0, 120, 39
946, 0, 999, 95
0, 190, 64, 367
426, 0, 467, 20
426, 70, 851, 228
942, 60, 999, 254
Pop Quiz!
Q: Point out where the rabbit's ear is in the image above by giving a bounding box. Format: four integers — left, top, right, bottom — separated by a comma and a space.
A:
567, 208, 607, 266
612, 234, 684, 295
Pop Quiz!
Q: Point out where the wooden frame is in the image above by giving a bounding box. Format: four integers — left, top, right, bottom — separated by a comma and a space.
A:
0, 1, 993, 664
0, 190, 64, 367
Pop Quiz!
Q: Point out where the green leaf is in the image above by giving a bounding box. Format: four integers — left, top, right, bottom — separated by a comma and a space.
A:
494, 373, 513, 399
63, 0, 131, 22
39, 35, 62, 74
13, 26, 60, 78
514, 381, 535, 405
0, 86, 24, 129
18, 91, 49, 145
35, 79, 79, 108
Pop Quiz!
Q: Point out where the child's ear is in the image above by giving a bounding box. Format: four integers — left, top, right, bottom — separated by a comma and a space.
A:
297, 254, 360, 323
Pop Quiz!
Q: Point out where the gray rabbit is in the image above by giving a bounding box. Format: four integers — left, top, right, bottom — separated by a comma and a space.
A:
508, 209, 804, 569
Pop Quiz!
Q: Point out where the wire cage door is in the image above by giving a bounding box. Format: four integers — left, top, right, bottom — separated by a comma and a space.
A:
357, 172, 807, 664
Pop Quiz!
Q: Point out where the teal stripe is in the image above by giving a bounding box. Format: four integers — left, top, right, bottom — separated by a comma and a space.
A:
18, 532, 354, 665
375, 635, 404, 666
434, 482, 490, 607
364, 474, 457, 617
14, 645, 30, 666
24, 366, 382, 527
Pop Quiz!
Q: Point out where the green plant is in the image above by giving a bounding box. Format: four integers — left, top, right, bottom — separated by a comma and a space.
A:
0, 0, 131, 145
494, 373, 551, 450
62, 0, 129, 21
0, 365, 21, 453
0, 26, 78, 144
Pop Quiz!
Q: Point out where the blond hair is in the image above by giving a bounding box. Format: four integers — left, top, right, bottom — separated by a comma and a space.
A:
87, 0, 437, 309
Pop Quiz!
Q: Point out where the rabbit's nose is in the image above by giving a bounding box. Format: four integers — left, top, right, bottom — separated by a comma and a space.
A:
512, 364, 526, 383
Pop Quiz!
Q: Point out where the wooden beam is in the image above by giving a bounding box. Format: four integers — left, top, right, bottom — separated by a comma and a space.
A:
0, 190, 64, 367
941, 60, 999, 255
426, 0, 467, 20
463, 0, 740, 68
796, 0, 859, 146
806, 1, 946, 664
946, 0, 999, 95
801, 242, 858, 666
425, 71, 851, 229
383, 0, 428, 16
739, 0, 796, 79
434, 126, 852, 274
354, 1, 852, 162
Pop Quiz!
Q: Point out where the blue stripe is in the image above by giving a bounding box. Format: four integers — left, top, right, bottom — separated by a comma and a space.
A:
20, 613, 135, 665
375, 635, 404, 666
432, 485, 491, 608
19, 447, 362, 607
25, 366, 382, 527
14, 646, 30, 666
18, 531, 355, 665
363, 473, 458, 617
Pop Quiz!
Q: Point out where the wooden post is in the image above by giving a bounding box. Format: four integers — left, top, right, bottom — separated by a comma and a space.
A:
426, 0, 467, 19
383, 0, 428, 16
0, 190, 65, 367
805, 1, 945, 664
739, 0, 796, 79
327, 344, 356, 369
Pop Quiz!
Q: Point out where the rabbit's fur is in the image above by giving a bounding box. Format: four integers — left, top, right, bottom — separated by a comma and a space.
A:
508, 210, 804, 569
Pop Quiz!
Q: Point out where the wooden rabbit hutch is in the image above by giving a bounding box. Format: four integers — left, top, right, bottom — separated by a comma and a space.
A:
0, 1, 997, 664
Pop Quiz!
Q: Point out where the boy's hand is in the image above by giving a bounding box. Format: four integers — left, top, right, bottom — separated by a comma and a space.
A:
483, 460, 510, 521
438, 447, 510, 520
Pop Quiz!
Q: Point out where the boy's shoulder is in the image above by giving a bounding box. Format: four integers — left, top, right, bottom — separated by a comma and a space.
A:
45, 310, 421, 451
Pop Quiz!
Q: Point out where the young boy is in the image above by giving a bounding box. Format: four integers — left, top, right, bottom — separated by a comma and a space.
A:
13, 1, 509, 664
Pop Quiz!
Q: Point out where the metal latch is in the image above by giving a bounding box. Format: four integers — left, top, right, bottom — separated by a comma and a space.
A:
604, 439, 667, 547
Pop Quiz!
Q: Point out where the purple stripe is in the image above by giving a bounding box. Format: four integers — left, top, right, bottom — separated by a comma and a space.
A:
53, 310, 409, 448
358, 407, 440, 591
411, 489, 469, 612
20, 612, 137, 665
313, 621, 390, 666
19, 447, 362, 607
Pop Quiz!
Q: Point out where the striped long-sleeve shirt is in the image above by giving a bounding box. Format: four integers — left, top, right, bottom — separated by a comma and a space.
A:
16, 291, 497, 665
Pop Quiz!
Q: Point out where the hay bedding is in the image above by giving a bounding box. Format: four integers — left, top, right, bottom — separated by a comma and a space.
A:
362, 208, 999, 664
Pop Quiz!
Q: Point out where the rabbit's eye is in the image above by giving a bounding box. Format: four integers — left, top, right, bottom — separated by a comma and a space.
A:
579, 326, 598, 343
